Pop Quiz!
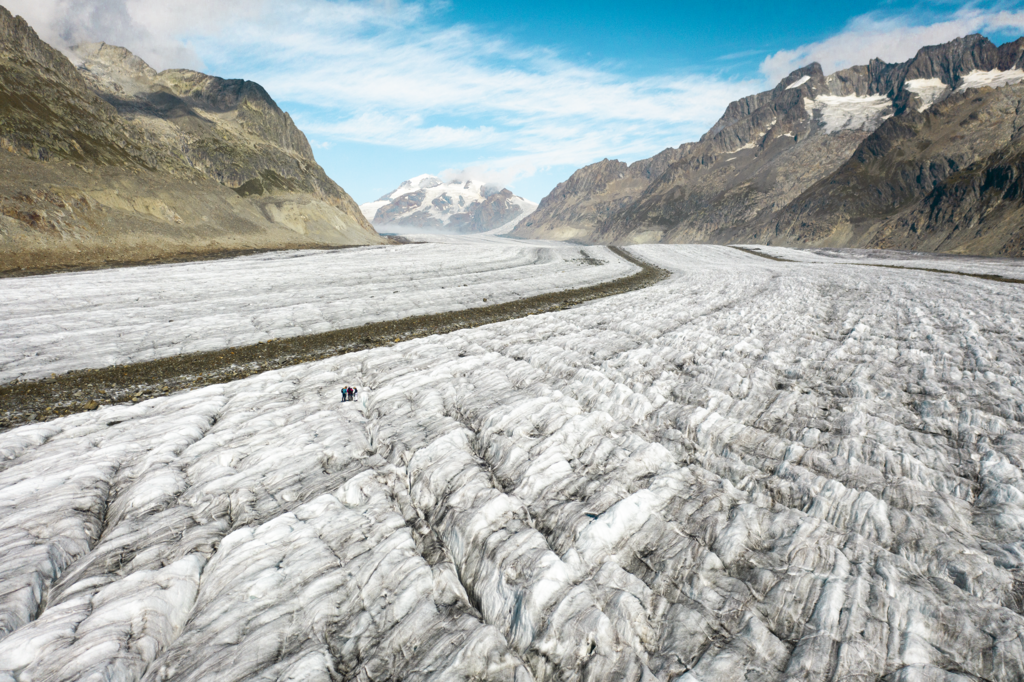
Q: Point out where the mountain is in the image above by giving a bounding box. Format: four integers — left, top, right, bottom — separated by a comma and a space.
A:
361, 175, 536, 234
511, 147, 689, 242
513, 35, 1024, 256
0, 6, 381, 274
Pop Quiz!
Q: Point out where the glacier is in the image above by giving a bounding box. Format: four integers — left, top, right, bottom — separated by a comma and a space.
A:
1, 244, 1024, 681
745, 244, 1024, 279
903, 78, 950, 112
0, 237, 635, 383
958, 68, 1024, 91
803, 94, 894, 135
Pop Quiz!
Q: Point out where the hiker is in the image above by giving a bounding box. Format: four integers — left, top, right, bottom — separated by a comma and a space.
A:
349, 386, 358, 401
341, 386, 349, 402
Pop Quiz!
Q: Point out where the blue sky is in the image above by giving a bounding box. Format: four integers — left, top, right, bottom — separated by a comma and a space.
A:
12, 0, 1024, 203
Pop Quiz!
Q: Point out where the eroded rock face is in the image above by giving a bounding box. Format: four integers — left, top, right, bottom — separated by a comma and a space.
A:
514, 35, 1024, 256
1, 245, 1023, 681
0, 6, 382, 273
514, 148, 689, 243
72, 41, 326, 192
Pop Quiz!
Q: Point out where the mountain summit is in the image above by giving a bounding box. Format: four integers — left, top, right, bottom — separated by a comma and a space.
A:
0, 6, 381, 274
361, 175, 536, 234
513, 34, 1024, 256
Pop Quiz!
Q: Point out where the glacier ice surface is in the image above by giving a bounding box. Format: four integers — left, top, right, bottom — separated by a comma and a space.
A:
746, 244, 1024, 279
1, 244, 1023, 681
804, 94, 894, 134
958, 68, 1024, 91
904, 78, 950, 111
0, 237, 635, 383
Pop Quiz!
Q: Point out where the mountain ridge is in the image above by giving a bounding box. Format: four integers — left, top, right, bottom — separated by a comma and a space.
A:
0, 5, 382, 274
513, 34, 1024, 256
361, 174, 537, 234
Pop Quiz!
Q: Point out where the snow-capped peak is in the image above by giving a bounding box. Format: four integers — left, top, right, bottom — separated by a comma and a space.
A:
360, 175, 537, 234
396, 174, 444, 193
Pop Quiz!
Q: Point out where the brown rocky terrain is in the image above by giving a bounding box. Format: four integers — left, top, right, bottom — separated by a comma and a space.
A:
771, 78, 1024, 254
0, 6, 381, 274
513, 35, 1024, 256
513, 146, 688, 242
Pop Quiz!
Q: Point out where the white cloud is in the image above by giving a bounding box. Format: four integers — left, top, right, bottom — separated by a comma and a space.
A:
212, 2, 760, 183
9, 0, 1021, 191
4, 0, 759, 185
760, 7, 1024, 82
4, 0, 266, 70
302, 111, 502, 150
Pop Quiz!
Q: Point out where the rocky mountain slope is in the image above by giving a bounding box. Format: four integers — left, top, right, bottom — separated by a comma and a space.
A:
361, 174, 536, 233
513, 146, 688, 242
0, 6, 381, 274
514, 35, 1024, 256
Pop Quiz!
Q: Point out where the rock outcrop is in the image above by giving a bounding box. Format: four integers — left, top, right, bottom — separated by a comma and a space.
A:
361, 174, 536, 234
513, 35, 1024, 256
0, 6, 382, 274
514, 147, 689, 242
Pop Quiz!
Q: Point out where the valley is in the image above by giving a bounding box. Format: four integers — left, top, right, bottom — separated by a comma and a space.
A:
2, 241, 1024, 681
3, 3, 1024, 681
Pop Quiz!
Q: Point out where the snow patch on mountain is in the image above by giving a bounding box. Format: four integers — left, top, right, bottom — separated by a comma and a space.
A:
895, 69, 1024, 116
904, 78, 950, 111
785, 75, 810, 90
359, 200, 389, 222
958, 68, 1024, 91
804, 94, 893, 134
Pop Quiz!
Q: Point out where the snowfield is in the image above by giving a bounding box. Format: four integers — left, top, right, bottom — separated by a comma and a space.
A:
0, 237, 635, 383
904, 78, 950, 111
958, 68, 1024, 91
2, 244, 1024, 681
803, 93, 893, 134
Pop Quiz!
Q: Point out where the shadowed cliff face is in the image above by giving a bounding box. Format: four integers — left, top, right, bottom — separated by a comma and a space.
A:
513, 34, 1024, 256
513, 147, 689, 243
0, 6, 382, 273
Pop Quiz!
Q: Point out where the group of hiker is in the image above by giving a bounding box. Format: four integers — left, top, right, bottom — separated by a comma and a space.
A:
341, 385, 359, 402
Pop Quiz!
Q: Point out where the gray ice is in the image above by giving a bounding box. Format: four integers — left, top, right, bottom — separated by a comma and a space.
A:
1, 244, 1022, 681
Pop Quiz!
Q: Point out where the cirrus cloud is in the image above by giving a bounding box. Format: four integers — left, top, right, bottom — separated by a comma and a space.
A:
7, 0, 1024, 196
4, 0, 760, 187
760, 6, 1024, 82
